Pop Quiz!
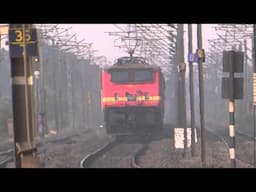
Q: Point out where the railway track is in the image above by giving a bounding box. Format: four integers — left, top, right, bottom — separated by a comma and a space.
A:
0, 132, 78, 168
0, 147, 47, 168
236, 130, 255, 140
131, 143, 149, 168
235, 130, 256, 167
80, 125, 173, 168
80, 133, 154, 168
80, 137, 119, 168
0, 148, 14, 168
206, 128, 254, 167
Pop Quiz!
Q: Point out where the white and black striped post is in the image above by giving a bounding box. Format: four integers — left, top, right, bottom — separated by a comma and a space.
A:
223, 50, 244, 168
228, 52, 236, 168
228, 101, 236, 167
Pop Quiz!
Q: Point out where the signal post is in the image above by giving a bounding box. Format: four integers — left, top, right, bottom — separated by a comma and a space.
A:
222, 50, 244, 168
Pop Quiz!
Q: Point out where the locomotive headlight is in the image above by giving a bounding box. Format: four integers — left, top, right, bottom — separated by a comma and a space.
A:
114, 93, 119, 101
144, 92, 149, 100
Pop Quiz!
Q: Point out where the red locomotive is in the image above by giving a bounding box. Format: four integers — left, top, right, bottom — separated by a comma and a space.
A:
101, 57, 165, 134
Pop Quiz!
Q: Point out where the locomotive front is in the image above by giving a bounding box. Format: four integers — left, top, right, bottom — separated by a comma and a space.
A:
101, 57, 165, 135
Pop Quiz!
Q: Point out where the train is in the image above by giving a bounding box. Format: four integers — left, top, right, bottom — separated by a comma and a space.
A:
101, 56, 165, 135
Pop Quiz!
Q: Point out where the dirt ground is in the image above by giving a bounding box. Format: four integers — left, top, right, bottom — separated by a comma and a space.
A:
4, 127, 112, 168
1, 125, 254, 168
139, 129, 253, 168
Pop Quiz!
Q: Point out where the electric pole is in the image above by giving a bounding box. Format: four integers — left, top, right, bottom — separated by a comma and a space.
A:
188, 24, 196, 156
197, 24, 206, 167
9, 24, 40, 167
52, 40, 59, 132
253, 24, 256, 167
176, 24, 187, 157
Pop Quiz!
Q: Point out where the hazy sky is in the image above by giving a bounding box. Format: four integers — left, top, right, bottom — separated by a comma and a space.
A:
0, 24, 218, 63
62, 24, 127, 63
64, 24, 218, 63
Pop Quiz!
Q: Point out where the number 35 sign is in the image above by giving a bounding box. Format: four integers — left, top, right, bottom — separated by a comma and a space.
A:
8, 28, 39, 58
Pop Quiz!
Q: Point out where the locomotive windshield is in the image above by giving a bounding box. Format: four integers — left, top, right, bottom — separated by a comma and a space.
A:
111, 71, 129, 82
110, 69, 153, 83
134, 70, 152, 81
